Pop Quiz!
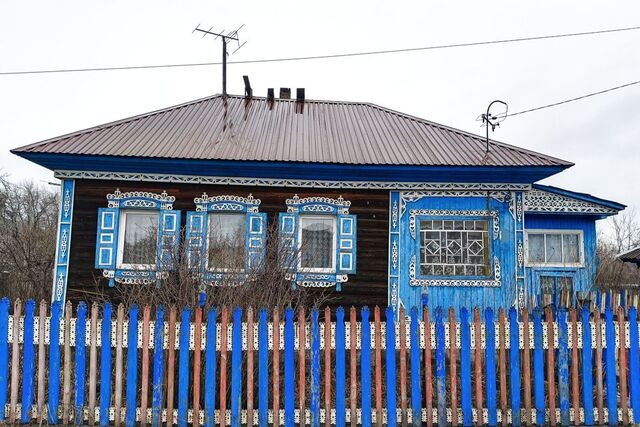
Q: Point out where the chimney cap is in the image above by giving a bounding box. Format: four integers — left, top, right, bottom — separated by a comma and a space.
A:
296, 88, 305, 102
279, 88, 291, 99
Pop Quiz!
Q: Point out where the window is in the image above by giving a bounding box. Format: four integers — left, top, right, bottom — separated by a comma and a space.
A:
119, 211, 159, 268
526, 230, 583, 266
299, 216, 336, 272
419, 219, 489, 276
540, 275, 573, 308
207, 213, 247, 271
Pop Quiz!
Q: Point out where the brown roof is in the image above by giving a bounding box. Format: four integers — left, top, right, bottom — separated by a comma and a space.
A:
620, 246, 640, 264
12, 94, 572, 168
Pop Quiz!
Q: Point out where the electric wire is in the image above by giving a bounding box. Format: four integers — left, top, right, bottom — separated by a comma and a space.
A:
1, 25, 639, 76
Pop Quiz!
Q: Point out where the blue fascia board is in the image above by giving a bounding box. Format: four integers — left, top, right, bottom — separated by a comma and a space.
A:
13, 152, 569, 184
532, 184, 626, 211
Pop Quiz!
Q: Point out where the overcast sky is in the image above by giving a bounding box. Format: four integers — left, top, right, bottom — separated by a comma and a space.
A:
1, 1, 639, 235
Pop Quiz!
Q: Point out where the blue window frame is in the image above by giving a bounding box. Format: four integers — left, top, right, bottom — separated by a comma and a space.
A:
185, 194, 267, 286
95, 189, 181, 287
278, 195, 357, 291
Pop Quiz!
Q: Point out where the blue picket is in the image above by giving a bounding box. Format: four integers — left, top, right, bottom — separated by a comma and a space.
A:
152, 306, 165, 427
258, 308, 268, 427
284, 308, 295, 427
485, 308, 497, 427
410, 307, 422, 427
335, 307, 346, 427
99, 303, 112, 427
75, 302, 87, 425
386, 306, 397, 427
532, 309, 545, 426
125, 305, 139, 427
605, 307, 618, 425
0, 298, 8, 422
580, 307, 594, 426
204, 308, 217, 427
177, 308, 191, 427
361, 307, 372, 427
48, 300, 62, 424
310, 309, 320, 427
435, 307, 446, 427
20, 300, 35, 423
557, 309, 570, 426
629, 307, 640, 424
509, 307, 521, 426
231, 308, 243, 427
460, 307, 472, 427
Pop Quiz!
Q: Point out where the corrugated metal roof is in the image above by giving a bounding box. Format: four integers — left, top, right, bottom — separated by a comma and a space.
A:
619, 246, 640, 264
12, 94, 573, 168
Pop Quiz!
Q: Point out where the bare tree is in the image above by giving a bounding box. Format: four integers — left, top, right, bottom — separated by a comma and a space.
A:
608, 208, 640, 254
0, 175, 58, 301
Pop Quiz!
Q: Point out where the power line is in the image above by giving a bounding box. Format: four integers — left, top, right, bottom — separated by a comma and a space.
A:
1, 25, 640, 76
508, 79, 640, 116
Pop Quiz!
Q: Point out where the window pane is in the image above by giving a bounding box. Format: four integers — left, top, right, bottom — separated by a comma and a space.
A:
122, 212, 159, 265
545, 234, 562, 263
527, 234, 545, 263
300, 217, 335, 270
208, 213, 246, 270
562, 234, 580, 264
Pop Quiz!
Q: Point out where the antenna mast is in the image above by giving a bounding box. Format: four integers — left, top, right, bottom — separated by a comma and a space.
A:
193, 24, 247, 97
480, 100, 508, 153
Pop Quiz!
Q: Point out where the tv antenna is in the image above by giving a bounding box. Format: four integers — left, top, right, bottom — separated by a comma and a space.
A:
193, 24, 247, 97
478, 100, 508, 153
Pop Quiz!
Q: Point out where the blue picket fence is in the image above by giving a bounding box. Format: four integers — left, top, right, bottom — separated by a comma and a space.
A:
0, 297, 639, 426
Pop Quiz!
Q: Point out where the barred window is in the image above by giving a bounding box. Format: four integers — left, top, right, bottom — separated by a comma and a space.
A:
419, 219, 490, 276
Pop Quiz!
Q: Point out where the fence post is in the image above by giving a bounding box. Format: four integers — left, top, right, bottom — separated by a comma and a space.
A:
557, 309, 570, 426
629, 306, 640, 425
177, 307, 191, 427
310, 308, 320, 427
0, 298, 8, 422
533, 308, 544, 426
604, 307, 618, 425
424, 309, 433, 427
49, 300, 62, 424
460, 307, 472, 427
75, 302, 87, 425
125, 305, 139, 427
284, 307, 295, 427
258, 308, 268, 427
336, 307, 346, 427
361, 307, 372, 427
99, 303, 112, 427
21, 299, 36, 423
580, 307, 594, 426
231, 307, 243, 427
485, 308, 497, 427
508, 307, 521, 427
434, 308, 445, 427
152, 306, 165, 427
410, 307, 421, 427
204, 308, 217, 427
386, 306, 397, 427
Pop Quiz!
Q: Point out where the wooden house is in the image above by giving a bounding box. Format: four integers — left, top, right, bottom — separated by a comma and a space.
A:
11, 92, 625, 313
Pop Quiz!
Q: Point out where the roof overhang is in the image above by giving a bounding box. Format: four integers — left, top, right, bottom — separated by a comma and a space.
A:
524, 183, 625, 219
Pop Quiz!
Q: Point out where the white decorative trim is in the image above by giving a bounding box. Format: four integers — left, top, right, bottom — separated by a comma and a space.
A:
391, 200, 399, 229
401, 190, 511, 203
391, 240, 398, 270
409, 255, 501, 287
106, 188, 175, 209
54, 170, 532, 191
524, 189, 617, 214
408, 209, 499, 239
194, 193, 261, 212
286, 194, 351, 214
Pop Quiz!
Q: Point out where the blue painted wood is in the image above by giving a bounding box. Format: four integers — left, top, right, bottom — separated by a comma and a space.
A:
580, 307, 594, 426
460, 307, 472, 427
485, 308, 497, 427
508, 308, 521, 427
231, 308, 243, 427
532, 309, 544, 426
99, 303, 112, 427
125, 305, 139, 427
258, 309, 268, 427
20, 300, 35, 423
386, 307, 397, 427
630, 307, 640, 425
152, 306, 165, 427
604, 307, 618, 425
284, 308, 295, 427
310, 309, 320, 427
0, 298, 8, 422
335, 307, 346, 427
557, 309, 570, 426
204, 308, 217, 427
48, 300, 62, 424
435, 308, 446, 427
410, 307, 422, 427
75, 302, 87, 426
177, 308, 191, 427
361, 307, 372, 427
